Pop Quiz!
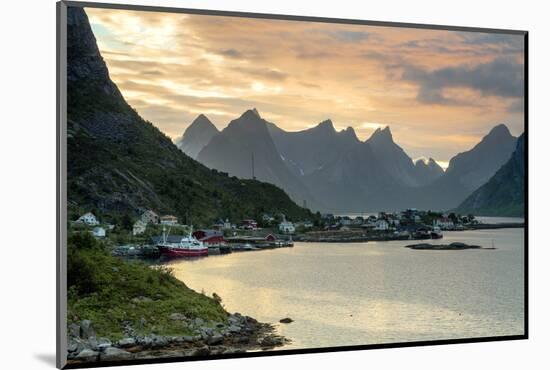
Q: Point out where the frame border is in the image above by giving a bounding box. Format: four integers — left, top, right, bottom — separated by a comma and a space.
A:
56, 1, 529, 369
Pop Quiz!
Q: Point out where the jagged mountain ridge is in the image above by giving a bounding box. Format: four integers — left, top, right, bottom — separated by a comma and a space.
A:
197, 109, 316, 208
189, 109, 519, 212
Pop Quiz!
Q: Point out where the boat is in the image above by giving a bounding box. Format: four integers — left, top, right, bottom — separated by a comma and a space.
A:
430, 226, 443, 239
156, 226, 208, 258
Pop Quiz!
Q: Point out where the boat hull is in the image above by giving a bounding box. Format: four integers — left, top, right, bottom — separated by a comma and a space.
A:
157, 245, 209, 258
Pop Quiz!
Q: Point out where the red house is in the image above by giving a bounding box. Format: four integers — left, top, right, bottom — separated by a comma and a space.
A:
265, 234, 277, 241
193, 229, 226, 246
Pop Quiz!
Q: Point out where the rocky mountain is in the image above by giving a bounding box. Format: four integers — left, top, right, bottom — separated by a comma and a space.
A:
409, 124, 519, 211
301, 140, 412, 212
66, 7, 312, 224
267, 120, 360, 177
414, 158, 444, 186
454, 133, 525, 216
444, 124, 517, 191
197, 109, 315, 207
365, 127, 425, 187
174, 114, 219, 159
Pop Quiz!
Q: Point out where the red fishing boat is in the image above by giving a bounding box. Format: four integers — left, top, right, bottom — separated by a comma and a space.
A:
156, 226, 208, 257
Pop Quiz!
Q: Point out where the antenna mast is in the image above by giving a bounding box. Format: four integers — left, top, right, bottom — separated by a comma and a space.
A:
252, 152, 256, 180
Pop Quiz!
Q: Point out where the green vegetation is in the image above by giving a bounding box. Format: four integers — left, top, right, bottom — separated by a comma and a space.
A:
66, 9, 314, 229
67, 232, 227, 340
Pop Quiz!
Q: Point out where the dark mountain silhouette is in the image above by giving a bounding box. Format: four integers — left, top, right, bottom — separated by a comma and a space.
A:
455, 133, 525, 216
444, 124, 517, 191
410, 124, 518, 211
414, 158, 444, 186
365, 126, 424, 187
193, 107, 519, 213
66, 7, 312, 224
267, 120, 360, 177
197, 109, 316, 207
175, 114, 219, 159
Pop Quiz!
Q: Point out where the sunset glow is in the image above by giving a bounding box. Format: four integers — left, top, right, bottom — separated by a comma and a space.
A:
86, 7, 524, 164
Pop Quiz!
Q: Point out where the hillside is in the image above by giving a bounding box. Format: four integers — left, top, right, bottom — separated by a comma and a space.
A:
454, 134, 525, 216
66, 7, 312, 225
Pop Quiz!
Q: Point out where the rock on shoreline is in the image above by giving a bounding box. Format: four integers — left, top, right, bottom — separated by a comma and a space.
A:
405, 242, 495, 250
66, 313, 289, 364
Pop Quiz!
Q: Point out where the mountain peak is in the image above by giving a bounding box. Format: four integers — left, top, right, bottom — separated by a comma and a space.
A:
486, 124, 512, 139
368, 126, 393, 143
340, 126, 359, 142
316, 119, 335, 131
241, 108, 261, 118
190, 114, 215, 127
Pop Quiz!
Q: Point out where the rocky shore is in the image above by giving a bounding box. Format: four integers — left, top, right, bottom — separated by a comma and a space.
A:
67, 313, 288, 365
405, 242, 495, 250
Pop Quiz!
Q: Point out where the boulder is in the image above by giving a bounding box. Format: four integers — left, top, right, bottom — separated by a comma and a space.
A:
207, 334, 224, 345
97, 337, 112, 350
228, 325, 241, 333
68, 323, 80, 338
190, 345, 210, 357
75, 348, 99, 362
80, 320, 96, 339
260, 336, 284, 347
99, 347, 134, 361
279, 317, 293, 324
117, 337, 136, 348
151, 335, 168, 348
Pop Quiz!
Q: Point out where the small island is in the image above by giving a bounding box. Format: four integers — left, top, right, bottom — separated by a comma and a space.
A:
405, 242, 496, 250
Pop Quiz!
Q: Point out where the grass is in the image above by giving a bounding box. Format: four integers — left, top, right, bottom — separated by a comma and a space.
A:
67, 232, 227, 340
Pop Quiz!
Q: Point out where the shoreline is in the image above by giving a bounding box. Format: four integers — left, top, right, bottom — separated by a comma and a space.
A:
66, 313, 288, 365
294, 223, 524, 243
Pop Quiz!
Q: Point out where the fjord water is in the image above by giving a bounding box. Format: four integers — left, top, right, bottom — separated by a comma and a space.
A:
163, 227, 524, 349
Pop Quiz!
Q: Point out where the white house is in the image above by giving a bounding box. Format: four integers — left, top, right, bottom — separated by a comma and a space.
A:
91, 227, 106, 238
435, 217, 454, 230
279, 220, 295, 234
160, 215, 178, 225
140, 210, 159, 225
340, 217, 352, 226
133, 220, 147, 236
374, 219, 390, 231
77, 212, 99, 226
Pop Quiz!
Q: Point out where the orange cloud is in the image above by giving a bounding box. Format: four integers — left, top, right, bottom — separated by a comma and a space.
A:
85, 7, 525, 163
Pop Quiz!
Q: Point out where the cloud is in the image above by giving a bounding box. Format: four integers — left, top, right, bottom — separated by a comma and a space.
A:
507, 98, 524, 113
401, 57, 524, 105
85, 7, 525, 163
327, 30, 370, 42
218, 48, 243, 58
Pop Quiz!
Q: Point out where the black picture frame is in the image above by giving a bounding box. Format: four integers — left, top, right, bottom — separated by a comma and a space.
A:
56, 1, 528, 368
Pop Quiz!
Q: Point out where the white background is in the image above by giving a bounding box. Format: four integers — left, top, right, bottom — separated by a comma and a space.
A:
0, 0, 548, 369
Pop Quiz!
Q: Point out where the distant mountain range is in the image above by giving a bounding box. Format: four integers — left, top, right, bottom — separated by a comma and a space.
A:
197, 109, 315, 207
455, 133, 525, 216
179, 110, 521, 213
66, 7, 313, 225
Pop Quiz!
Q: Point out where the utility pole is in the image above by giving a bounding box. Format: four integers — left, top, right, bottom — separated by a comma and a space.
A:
251, 152, 256, 180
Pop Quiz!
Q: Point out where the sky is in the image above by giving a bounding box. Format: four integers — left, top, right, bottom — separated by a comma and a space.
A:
86, 7, 525, 169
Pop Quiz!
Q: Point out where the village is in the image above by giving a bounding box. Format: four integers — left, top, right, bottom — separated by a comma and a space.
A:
69, 208, 524, 259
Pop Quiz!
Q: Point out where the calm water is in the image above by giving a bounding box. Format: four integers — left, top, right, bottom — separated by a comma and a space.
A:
161, 227, 524, 349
